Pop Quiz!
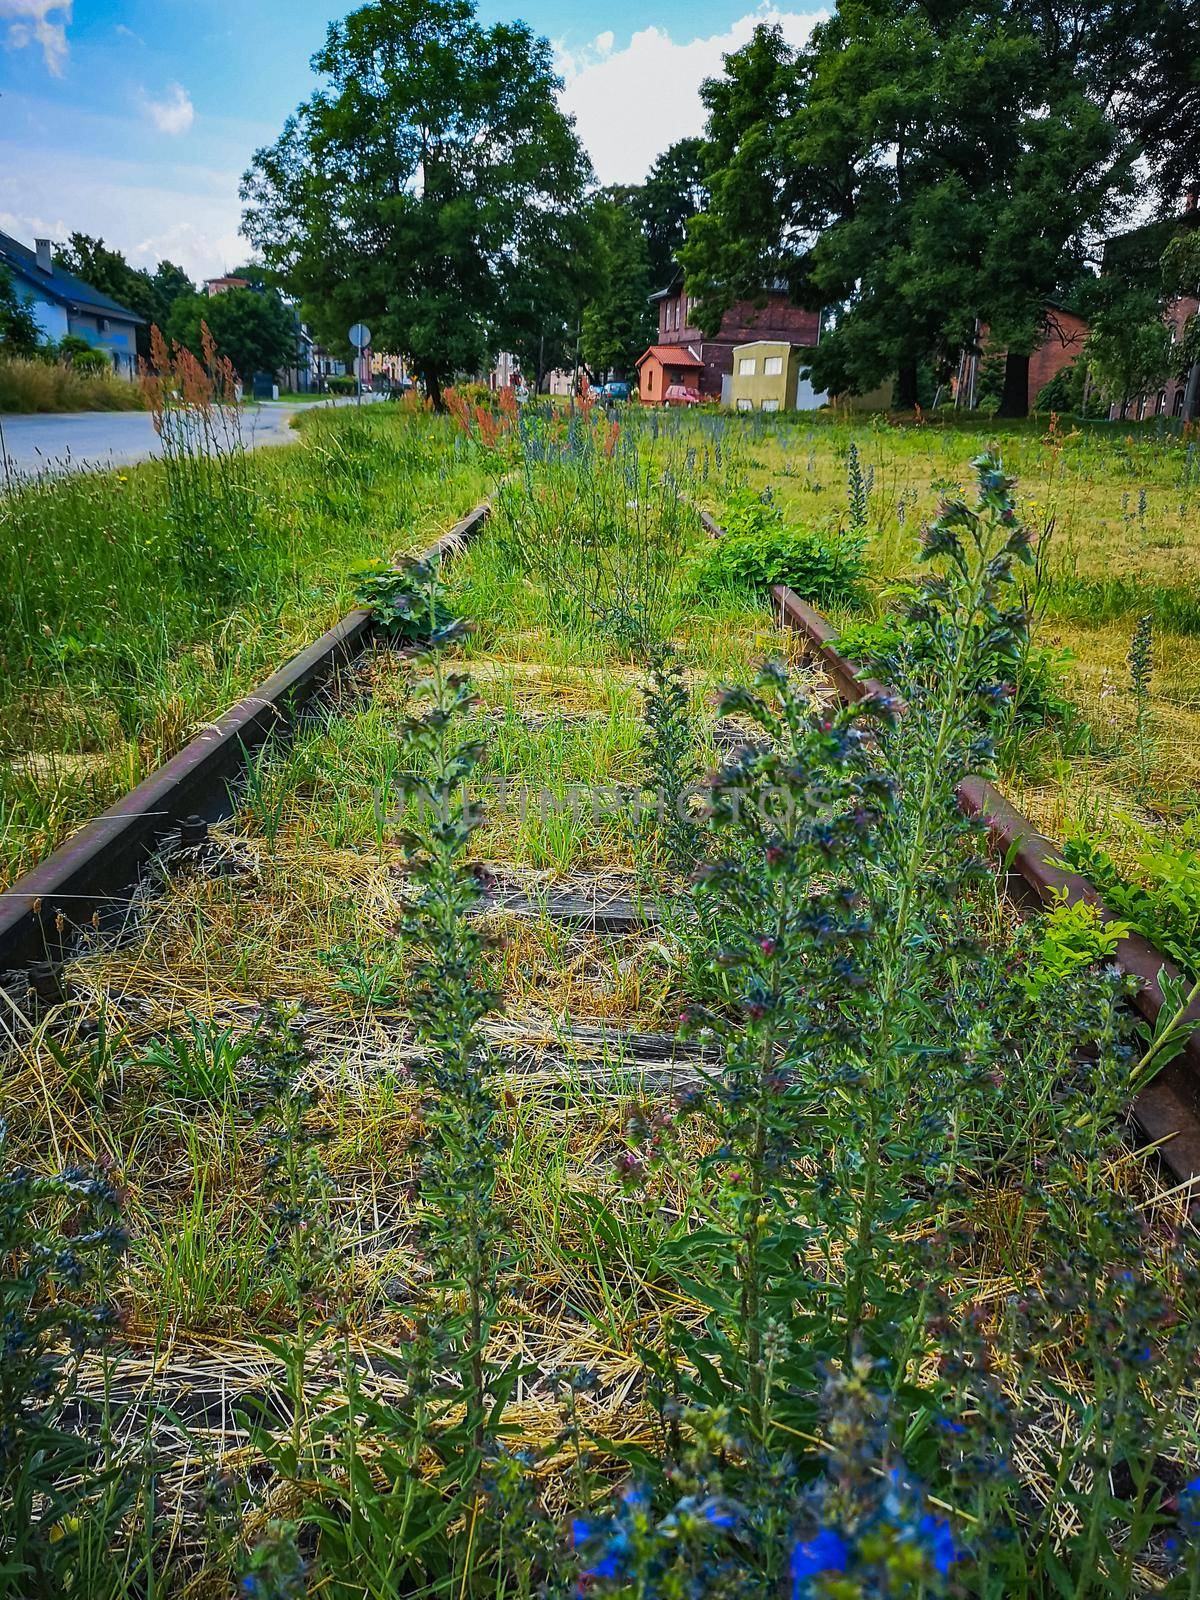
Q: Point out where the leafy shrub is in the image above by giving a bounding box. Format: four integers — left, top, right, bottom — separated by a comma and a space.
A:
1017, 893, 1129, 1000
693, 486, 866, 604
324, 374, 357, 395
353, 554, 456, 641
1064, 822, 1200, 981
71, 348, 113, 377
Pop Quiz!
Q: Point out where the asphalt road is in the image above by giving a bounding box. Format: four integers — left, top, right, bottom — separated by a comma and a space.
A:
0, 397, 367, 480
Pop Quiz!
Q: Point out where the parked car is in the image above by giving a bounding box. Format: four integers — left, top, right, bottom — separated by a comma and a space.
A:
664, 384, 702, 406
596, 380, 630, 401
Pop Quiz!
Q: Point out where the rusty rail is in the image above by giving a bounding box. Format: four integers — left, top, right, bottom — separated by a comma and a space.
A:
0, 501, 491, 975
768, 579, 1200, 1186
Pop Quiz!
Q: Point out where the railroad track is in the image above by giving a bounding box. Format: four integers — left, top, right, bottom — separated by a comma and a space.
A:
5, 467, 1198, 1592
4, 492, 1198, 1187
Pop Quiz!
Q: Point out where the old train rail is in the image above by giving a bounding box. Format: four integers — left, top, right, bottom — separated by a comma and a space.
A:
770, 582, 1200, 1189
0, 501, 491, 976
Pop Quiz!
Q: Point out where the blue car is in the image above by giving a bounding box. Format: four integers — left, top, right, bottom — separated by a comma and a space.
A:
596, 380, 630, 401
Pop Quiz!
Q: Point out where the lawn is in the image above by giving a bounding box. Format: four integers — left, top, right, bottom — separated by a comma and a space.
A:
2, 398, 1199, 1596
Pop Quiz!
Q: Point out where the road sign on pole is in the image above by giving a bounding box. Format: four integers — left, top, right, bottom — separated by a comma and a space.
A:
348, 324, 371, 405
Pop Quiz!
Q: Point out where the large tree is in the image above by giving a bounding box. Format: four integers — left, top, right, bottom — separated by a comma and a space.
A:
580, 193, 656, 379
240, 0, 590, 407
636, 138, 710, 286
683, 3, 1136, 413
166, 288, 299, 382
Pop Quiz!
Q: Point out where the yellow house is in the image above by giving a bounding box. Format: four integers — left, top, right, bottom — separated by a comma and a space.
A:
728, 341, 827, 412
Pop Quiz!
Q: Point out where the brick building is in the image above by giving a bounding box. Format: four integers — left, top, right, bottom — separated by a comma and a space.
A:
1103, 201, 1200, 420
954, 303, 1089, 412
649, 265, 821, 402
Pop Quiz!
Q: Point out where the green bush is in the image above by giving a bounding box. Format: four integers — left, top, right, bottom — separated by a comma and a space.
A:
694, 486, 866, 605
325, 374, 357, 396
71, 349, 112, 376
1063, 822, 1200, 981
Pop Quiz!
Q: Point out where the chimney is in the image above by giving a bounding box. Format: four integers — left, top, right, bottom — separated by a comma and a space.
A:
35, 238, 52, 274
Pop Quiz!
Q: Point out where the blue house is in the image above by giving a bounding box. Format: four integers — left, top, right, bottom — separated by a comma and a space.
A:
0, 231, 143, 377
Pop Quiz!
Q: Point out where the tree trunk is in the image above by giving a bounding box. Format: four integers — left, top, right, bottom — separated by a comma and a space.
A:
895, 359, 919, 410
998, 351, 1030, 418
423, 369, 444, 412
1183, 359, 1200, 423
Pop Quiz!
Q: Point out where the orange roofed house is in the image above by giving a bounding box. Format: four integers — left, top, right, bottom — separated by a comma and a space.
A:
636, 344, 706, 403
641, 264, 822, 403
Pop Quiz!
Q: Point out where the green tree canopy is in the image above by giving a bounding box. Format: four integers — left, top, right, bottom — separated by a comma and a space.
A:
683, 2, 1137, 413
166, 288, 299, 381
240, 0, 590, 406
0, 266, 41, 356
637, 137, 710, 286
580, 193, 656, 379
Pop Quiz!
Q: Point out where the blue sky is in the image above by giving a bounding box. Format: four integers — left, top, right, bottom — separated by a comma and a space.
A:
0, 0, 823, 281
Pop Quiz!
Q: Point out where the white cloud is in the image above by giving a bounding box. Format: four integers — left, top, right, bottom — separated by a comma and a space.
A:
139, 82, 196, 138
0, 151, 245, 283
556, 6, 826, 187
0, 0, 71, 76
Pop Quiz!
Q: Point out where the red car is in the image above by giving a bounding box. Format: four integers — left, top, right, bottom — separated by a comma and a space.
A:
663, 384, 702, 406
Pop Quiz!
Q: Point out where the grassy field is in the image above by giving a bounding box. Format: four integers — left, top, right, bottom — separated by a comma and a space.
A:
2, 400, 1199, 1596
0, 404, 490, 886
729, 411, 1200, 859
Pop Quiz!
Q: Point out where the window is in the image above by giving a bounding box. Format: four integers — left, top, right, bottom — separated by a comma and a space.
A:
738, 357, 756, 376
761, 398, 780, 412
763, 356, 783, 376
736, 397, 754, 411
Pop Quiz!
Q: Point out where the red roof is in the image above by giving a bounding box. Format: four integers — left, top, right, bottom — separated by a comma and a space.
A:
636, 344, 705, 368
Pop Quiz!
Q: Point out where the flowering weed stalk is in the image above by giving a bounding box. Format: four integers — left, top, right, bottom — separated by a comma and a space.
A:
0, 1121, 129, 1591
639, 643, 702, 875
666, 665, 893, 1454
843, 452, 1034, 1348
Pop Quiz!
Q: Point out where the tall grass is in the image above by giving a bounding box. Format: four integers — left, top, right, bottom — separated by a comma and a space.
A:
0, 355, 145, 414
0, 405, 490, 885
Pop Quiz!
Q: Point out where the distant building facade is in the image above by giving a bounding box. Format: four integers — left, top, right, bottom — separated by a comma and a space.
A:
1103, 198, 1200, 420
728, 341, 829, 412
650, 265, 822, 402
636, 344, 705, 404
954, 303, 1090, 413
0, 231, 143, 377
204, 275, 251, 297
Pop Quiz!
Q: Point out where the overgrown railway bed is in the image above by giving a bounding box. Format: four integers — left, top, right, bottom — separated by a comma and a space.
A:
4, 447, 1200, 1594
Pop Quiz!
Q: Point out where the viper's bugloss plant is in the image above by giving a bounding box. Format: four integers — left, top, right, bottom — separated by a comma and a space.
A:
0, 1121, 129, 1591
639, 643, 702, 875
847, 439, 870, 533
841, 453, 1034, 1344
1128, 611, 1154, 794
664, 664, 895, 1452
393, 598, 506, 1467
354, 553, 456, 642
247, 1005, 337, 1481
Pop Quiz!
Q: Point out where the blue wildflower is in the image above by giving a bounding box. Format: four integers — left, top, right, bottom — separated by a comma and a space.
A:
1179, 1477, 1200, 1532
918, 1514, 960, 1576
240, 1579, 260, 1598
701, 1500, 735, 1529
791, 1529, 849, 1595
